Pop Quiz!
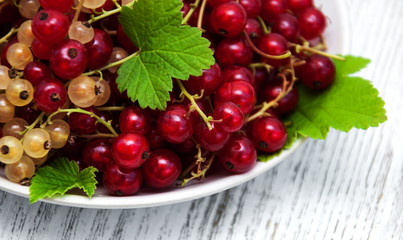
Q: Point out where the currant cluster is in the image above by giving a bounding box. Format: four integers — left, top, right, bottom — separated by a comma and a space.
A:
0, 0, 337, 196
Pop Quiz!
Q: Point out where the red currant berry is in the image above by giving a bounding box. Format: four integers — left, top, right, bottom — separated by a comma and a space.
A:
219, 134, 257, 173
260, 79, 299, 115
298, 7, 326, 40
288, 0, 313, 15
183, 98, 211, 127
258, 33, 290, 67
147, 123, 167, 150
213, 102, 245, 133
215, 37, 253, 67
194, 121, 229, 152
183, 63, 222, 96
142, 149, 182, 189
117, 25, 138, 53
244, 18, 264, 41
50, 39, 88, 80
249, 116, 287, 152
85, 29, 113, 69
261, 0, 288, 23
31, 39, 53, 60
112, 133, 150, 170
214, 81, 256, 114
82, 139, 113, 172
23, 62, 52, 86
39, 0, 74, 13
210, 2, 247, 37
34, 78, 67, 113
119, 106, 151, 135
15, 103, 41, 124
32, 10, 69, 44
295, 54, 336, 89
240, 0, 262, 18
222, 65, 255, 86
157, 105, 193, 144
272, 13, 300, 42
103, 163, 142, 196
69, 107, 99, 134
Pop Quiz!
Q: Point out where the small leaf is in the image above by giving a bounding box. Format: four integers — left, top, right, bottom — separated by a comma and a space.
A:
29, 158, 97, 204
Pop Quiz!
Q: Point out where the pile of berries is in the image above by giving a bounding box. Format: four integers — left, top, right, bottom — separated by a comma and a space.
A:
0, 0, 337, 196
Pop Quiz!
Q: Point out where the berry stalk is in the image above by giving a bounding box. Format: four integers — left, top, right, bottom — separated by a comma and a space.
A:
45, 108, 119, 137
88, 0, 135, 24
175, 78, 213, 130
0, 27, 18, 45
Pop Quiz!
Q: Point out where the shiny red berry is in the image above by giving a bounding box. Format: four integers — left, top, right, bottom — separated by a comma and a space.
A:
213, 102, 245, 133
82, 139, 113, 172
119, 106, 151, 135
23, 62, 52, 86
261, 0, 288, 23
214, 81, 256, 114
157, 105, 193, 144
85, 29, 113, 69
210, 2, 247, 37
142, 149, 182, 189
239, 0, 262, 18
295, 54, 336, 89
183, 63, 223, 96
103, 163, 142, 196
31, 39, 53, 60
34, 78, 67, 113
32, 10, 69, 44
272, 13, 300, 42
112, 133, 150, 170
288, 0, 313, 15
219, 134, 257, 173
258, 33, 290, 67
260, 79, 299, 115
249, 116, 287, 152
50, 39, 88, 80
298, 7, 326, 40
222, 65, 255, 86
194, 121, 229, 152
39, 0, 74, 13
69, 107, 99, 134
215, 37, 253, 67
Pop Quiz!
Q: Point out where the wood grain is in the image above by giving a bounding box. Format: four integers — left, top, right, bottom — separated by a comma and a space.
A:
1, 0, 402, 239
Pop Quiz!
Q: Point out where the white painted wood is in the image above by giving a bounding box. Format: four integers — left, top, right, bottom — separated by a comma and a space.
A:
1, 0, 402, 239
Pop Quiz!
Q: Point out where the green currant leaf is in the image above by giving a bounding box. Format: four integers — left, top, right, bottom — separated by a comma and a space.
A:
29, 158, 98, 204
259, 55, 386, 162
117, 0, 215, 110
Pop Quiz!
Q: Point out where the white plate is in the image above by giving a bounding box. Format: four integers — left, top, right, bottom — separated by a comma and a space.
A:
0, 0, 351, 209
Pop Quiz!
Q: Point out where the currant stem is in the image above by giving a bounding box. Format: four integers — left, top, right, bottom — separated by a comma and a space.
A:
182, 0, 201, 25
175, 79, 213, 130
243, 31, 292, 60
197, 0, 207, 31
257, 16, 270, 35
0, 27, 18, 45
249, 63, 272, 73
19, 112, 45, 136
247, 71, 296, 122
73, 0, 84, 22
88, 1, 135, 24
46, 108, 119, 137
180, 152, 216, 187
83, 50, 140, 76
290, 43, 345, 61
96, 106, 126, 111
72, 133, 117, 139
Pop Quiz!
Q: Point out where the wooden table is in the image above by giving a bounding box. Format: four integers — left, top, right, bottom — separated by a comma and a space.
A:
1, 0, 402, 239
